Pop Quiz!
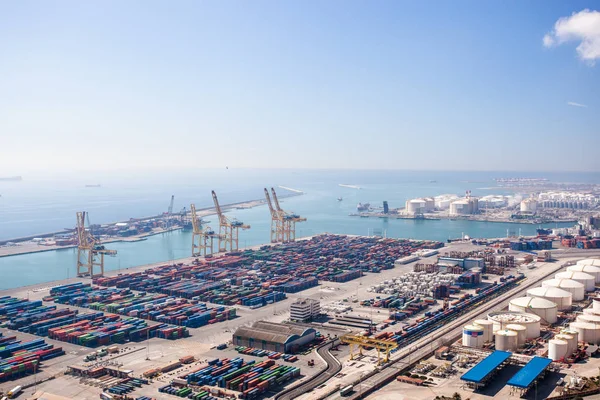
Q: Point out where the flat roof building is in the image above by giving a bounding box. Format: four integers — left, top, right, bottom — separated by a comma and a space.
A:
233, 321, 316, 353
290, 298, 321, 322
461, 350, 512, 389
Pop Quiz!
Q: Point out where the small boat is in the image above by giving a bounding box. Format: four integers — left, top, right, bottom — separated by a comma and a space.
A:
85, 184, 101, 188
429, 180, 437, 183
337, 197, 343, 201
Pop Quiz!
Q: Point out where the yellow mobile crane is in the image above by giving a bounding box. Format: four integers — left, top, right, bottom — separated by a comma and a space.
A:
270, 187, 306, 242
190, 203, 219, 257
264, 188, 285, 243
212, 190, 250, 252
76, 211, 116, 277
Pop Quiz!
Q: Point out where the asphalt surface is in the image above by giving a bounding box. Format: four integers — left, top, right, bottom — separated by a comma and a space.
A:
275, 339, 342, 400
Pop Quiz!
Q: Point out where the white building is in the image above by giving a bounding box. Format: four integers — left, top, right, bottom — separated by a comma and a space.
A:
290, 298, 321, 322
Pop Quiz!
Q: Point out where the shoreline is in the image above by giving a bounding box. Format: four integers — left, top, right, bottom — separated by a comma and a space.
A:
351, 212, 577, 225
0, 192, 302, 257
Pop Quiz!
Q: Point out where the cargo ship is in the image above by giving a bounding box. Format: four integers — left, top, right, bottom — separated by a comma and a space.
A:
357, 203, 370, 211
85, 184, 101, 188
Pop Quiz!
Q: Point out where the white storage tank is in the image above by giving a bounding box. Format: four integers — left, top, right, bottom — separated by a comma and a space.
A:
548, 339, 568, 361
506, 324, 527, 346
569, 321, 600, 344
495, 330, 518, 351
577, 258, 600, 267
488, 311, 541, 339
567, 265, 600, 283
542, 279, 585, 301
473, 319, 494, 343
508, 297, 558, 324
561, 329, 579, 352
577, 314, 600, 326
462, 325, 484, 348
527, 286, 572, 310
555, 271, 596, 292
555, 334, 576, 356
594, 298, 600, 313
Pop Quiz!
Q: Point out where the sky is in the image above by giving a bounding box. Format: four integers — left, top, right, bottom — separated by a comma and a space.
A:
0, 1, 599, 173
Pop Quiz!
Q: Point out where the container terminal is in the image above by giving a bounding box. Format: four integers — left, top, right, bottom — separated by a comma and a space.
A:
1, 190, 600, 399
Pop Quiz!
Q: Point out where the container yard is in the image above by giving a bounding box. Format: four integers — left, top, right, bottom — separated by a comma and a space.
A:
1, 235, 600, 399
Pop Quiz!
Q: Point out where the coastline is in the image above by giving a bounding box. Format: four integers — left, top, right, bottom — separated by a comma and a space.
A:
0, 192, 301, 258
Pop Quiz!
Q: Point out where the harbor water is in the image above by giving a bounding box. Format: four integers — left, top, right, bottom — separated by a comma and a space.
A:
0, 169, 589, 290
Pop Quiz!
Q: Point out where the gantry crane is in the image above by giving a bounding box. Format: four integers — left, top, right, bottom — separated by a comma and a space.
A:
212, 190, 250, 252
271, 187, 306, 242
190, 203, 219, 257
164, 195, 175, 230
76, 211, 117, 277
264, 188, 285, 243
340, 334, 398, 365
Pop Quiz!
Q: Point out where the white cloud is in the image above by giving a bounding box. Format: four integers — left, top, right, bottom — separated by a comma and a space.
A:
567, 101, 588, 108
543, 9, 600, 64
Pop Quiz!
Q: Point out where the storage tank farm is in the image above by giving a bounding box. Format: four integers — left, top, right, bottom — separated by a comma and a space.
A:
542, 278, 585, 301
577, 258, 600, 267
555, 271, 596, 292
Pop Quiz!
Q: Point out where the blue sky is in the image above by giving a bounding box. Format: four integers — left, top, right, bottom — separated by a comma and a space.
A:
1, 1, 598, 173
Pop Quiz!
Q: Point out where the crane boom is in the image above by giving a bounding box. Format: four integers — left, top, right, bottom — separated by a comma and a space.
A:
76, 211, 116, 277
191, 203, 215, 257
269, 187, 306, 242
265, 188, 284, 243
212, 190, 250, 252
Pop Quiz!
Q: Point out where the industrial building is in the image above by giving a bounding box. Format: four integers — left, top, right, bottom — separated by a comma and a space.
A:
449, 196, 479, 216
289, 298, 321, 322
233, 321, 316, 353
461, 350, 512, 389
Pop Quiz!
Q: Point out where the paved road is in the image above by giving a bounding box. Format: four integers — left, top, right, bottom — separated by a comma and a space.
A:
275, 339, 342, 400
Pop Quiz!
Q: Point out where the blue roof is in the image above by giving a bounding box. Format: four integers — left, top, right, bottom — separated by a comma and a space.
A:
507, 357, 552, 389
461, 350, 512, 383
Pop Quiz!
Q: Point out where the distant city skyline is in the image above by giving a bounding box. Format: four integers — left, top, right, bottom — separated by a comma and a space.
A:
1, 1, 598, 173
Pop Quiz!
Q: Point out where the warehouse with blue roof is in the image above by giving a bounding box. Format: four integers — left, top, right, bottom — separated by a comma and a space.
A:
461, 350, 512, 389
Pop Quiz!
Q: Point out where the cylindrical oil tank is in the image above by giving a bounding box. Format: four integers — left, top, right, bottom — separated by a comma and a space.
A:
473, 319, 494, 343
508, 297, 558, 324
555, 334, 575, 355
561, 329, 579, 351
527, 286, 572, 310
495, 330, 518, 351
594, 298, 600, 313
462, 325, 484, 348
577, 314, 600, 326
555, 271, 595, 292
542, 279, 585, 301
569, 322, 600, 344
567, 265, 600, 283
506, 324, 527, 346
548, 339, 568, 361
577, 258, 600, 267
487, 311, 541, 339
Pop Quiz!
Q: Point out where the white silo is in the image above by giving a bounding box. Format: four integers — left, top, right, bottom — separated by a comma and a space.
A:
508, 297, 558, 324
520, 199, 538, 213
527, 286, 572, 310
555, 271, 595, 292
555, 334, 576, 356
450, 199, 470, 215
567, 265, 600, 283
569, 322, 600, 344
495, 330, 518, 351
542, 279, 585, 301
548, 339, 568, 361
406, 199, 426, 215
473, 319, 494, 342
462, 325, 484, 348
506, 324, 527, 346
487, 311, 541, 339
577, 258, 600, 267
561, 329, 579, 352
